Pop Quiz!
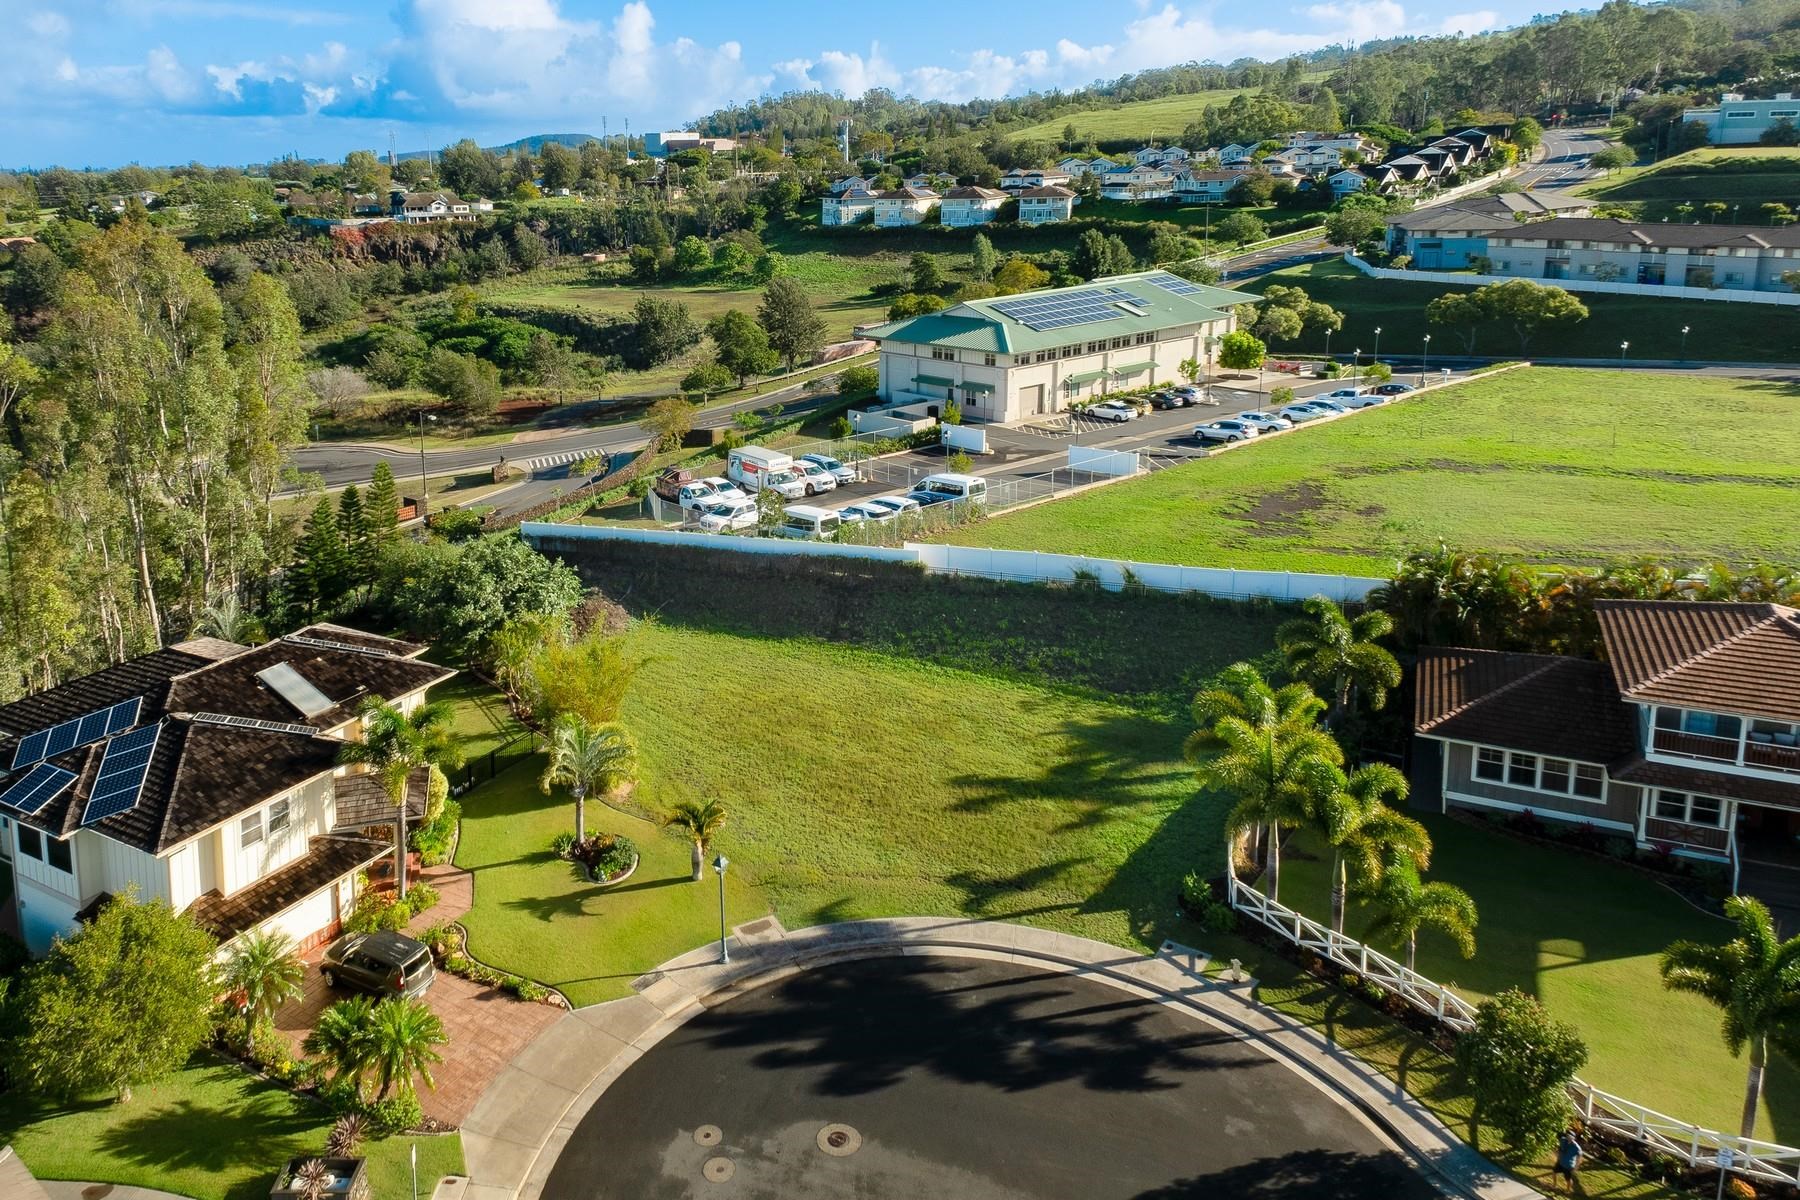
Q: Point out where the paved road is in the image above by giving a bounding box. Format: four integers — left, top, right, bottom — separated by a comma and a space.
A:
540, 955, 1438, 1200
1518, 125, 1609, 190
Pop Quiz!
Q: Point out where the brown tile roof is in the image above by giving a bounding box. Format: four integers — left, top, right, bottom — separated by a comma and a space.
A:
1609, 755, 1800, 807
1595, 600, 1800, 722
188, 835, 387, 942
1413, 647, 1638, 763
0, 646, 211, 740
334, 767, 430, 831
165, 635, 453, 731
943, 186, 1006, 200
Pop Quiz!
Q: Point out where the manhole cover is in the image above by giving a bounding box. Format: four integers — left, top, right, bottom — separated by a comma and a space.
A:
694, 1124, 722, 1146
816, 1123, 862, 1157
703, 1156, 735, 1182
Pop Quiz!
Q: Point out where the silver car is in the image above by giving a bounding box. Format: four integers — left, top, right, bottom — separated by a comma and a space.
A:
1193, 418, 1260, 443
1238, 411, 1294, 432
1277, 403, 1333, 423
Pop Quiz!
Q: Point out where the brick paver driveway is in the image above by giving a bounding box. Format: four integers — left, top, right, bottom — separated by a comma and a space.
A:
273, 864, 561, 1127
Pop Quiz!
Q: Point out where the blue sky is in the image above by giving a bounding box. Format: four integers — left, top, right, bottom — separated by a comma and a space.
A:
3, 0, 1528, 168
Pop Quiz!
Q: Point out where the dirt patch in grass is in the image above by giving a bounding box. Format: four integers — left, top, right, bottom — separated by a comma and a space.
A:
1233, 482, 1327, 534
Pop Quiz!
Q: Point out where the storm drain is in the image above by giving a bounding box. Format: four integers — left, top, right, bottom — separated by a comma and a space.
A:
703, 1156, 735, 1183
816, 1123, 862, 1157
693, 1125, 722, 1147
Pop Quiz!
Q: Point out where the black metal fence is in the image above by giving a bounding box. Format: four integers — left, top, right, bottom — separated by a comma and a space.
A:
449, 732, 537, 794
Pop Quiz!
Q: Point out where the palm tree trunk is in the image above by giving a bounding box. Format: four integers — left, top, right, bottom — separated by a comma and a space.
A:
575, 791, 586, 843
1405, 933, 1417, 974
1264, 824, 1282, 901
1742, 1034, 1768, 1138
1330, 851, 1347, 933
394, 803, 409, 901
691, 839, 703, 882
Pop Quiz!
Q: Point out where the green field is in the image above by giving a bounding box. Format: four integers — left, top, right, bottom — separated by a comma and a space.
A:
1578, 145, 1800, 215
0, 1055, 463, 1200
934, 367, 1800, 572
1007, 81, 1325, 143
1241, 257, 1800, 362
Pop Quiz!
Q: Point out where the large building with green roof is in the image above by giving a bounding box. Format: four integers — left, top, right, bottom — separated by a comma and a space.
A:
860, 270, 1240, 424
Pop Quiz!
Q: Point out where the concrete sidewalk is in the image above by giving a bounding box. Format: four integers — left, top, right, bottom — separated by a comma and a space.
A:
458, 916, 1541, 1200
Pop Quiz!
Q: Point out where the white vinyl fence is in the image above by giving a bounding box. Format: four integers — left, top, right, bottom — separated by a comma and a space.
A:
520, 522, 1387, 603
1225, 864, 1800, 1184
1066, 445, 1140, 477
1345, 252, 1800, 307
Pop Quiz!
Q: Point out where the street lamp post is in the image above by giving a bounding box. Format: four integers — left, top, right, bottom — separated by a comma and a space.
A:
1323, 326, 1332, 372
1352, 349, 1361, 387
1419, 335, 1431, 386
713, 852, 730, 964
1680, 325, 1691, 361
1619, 340, 1630, 363
1372, 325, 1382, 371
416, 410, 437, 520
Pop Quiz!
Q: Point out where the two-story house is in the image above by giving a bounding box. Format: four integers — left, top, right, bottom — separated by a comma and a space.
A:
1412, 600, 1800, 896
821, 188, 878, 226
0, 625, 453, 956
1000, 167, 1074, 191
938, 185, 1008, 227
1016, 184, 1077, 225
393, 191, 475, 223
873, 187, 939, 227
1099, 167, 1174, 201
830, 175, 874, 195
1173, 170, 1239, 204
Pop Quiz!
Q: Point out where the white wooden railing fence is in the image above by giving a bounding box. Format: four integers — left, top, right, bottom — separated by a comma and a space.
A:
1224, 860, 1800, 1183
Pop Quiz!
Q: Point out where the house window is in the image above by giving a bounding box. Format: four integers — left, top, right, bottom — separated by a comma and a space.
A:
1540, 759, 1570, 792
1060, 345, 1080, 359
1475, 747, 1505, 782
1110, 337, 1130, 350
1655, 790, 1726, 827
1085, 341, 1106, 354
931, 347, 955, 362
1656, 708, 1744, 740
1506, 752, 1538, 787
46, 837, 71, 874
1134, 331, 1157, 346
983, 353, 997, 367
268, 797, 291, 837
1034, 350, 1054, 364
240, 811, 264, 849
1574, 765, 1605, 799
17, 825, 41, 861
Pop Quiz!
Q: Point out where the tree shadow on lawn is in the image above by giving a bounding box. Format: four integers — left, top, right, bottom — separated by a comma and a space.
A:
690, 956, 1256, 1099
1076, 786, 1230, 949
88, 1064, 319, 1193
949, 710, 1192, 833
497, 859, 692, 922
946, 856, 1093, 917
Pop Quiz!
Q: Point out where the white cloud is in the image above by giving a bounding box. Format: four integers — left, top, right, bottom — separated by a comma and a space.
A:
27, 11, 70, 38
1438, 9, 1499, 34
112, 0, 354, 26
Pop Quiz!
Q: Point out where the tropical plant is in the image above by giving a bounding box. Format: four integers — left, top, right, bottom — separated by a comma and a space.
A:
1660, 896, 1800, 1138
326, 1112, 368, 1155
540, 714, 638, 842
293, 1158, 332, 1200
1275, 596, 1401, 726
1309, 763, 1428, 933
304, 996, 377, 1097
365, 995, 447, 1101
336, 698, 463, 900
192, 592, 259, 644
1455, 989, 1585, 1155
665, 798, 729, 882
1188, 664, 1340, 900
1360, 857, 1477, 972
220, 929, 305, 1050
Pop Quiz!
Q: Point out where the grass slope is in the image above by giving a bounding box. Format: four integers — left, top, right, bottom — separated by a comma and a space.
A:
1006, 79, 1327, 143
932, 366, 1800, 573
1578, 146, 1800, 214
0, 1055, 463, 1200
1240, 258, 1800, 362
1273, 815, 1800, 1141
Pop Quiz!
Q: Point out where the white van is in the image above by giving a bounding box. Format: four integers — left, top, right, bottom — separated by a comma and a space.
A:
906, 473, 988, 507
726, 446, 794, 494
776, 504, 842, 540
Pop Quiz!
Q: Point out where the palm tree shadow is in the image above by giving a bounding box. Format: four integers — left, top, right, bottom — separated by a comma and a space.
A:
91, 1062, 322, 1188
950, 711, 1192, 834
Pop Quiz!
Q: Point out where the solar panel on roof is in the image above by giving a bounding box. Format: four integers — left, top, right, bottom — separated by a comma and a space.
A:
1144, 271, 1205, 296
991, 287, 1132, 333
256, 662, 334, 718
81, 722, 161, 827
10, 730, 49, 772
7, 697, 144, 773
0, 763, 77, 816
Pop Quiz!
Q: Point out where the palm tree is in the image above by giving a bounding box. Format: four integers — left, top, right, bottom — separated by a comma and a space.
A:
1276, 596, 1402, 725
304, 996, 377, 1097
193, 592, 258, 644
665, 799, 729, 882
1203, 713, 1342, 903
539, 715, 637, 842
1361, 858, 1477, 974
220, 929, 305, 1050
337, 698, 462, 900
366, 996, 447, 1101
1310, 763, 1429, 934
1660, 896, 1800, 1138
1183, 662, 1327, 762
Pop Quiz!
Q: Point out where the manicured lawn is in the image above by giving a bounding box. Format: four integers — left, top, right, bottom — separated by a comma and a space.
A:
439, 670, 530, 762
932, 366, 1800, 572
1005, 81, 1326, 143
1077, 196, 1319, 236
1239, 257, 1800, 363
0, 1054, 463, 1200
1577, 146, 1800, 215
1272, 814, 1800, 1140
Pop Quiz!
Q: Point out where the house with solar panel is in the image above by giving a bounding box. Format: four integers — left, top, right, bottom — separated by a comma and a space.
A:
861, 270, 1241, 423
0, 624, 453, 956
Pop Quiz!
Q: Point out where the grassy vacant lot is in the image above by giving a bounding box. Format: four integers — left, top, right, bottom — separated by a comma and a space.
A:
1241, 257, 1800, 362
934, 367, 1800, 573
1006, 80, 1327, 143
1578, 145, 1800, 216
1275, 816, 1800, 1141
1078, 196, 1320, 237
0, 1055, 463, 1200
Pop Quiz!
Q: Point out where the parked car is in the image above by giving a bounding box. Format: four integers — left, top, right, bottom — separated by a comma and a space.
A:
1320, 388, 1365, 403
800, 453, 859, 486
1176, 385, 1220, 407
1307, 397, 1352, 414
1238, 411, 1294, 433
1344, 392, 1388, 409
1277, 403, 1333, 423
866, 495, 922, 518
1374, 382, 1415, 396
321, 931, 435, 999
759, 469, 810, 500
840, 500, 897, 523
776, 504, 842, 540
908, 473, 988, 507
1193, 418, 1260, 444
673, 480, 720, 512
1086, 401, 1138, 423
1149, 390, 1187, 410
795, 461, 839, 495
696, 496, 757, 532
699, 475, 747, 501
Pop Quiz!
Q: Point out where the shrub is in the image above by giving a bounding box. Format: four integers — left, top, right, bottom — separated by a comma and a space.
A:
551, 831, 577, 858
427, 508, 485, 543
248, 1019, 293, 1076
1725, 1176, 1757, 1200
403, 881, 440, 919
946, 450, 973, 475
829, 416, 854, 439
720, 428, 745, 451
1455, 989, 1588, 1155
327, 1113, 368, 1155
410, 798, 461, 866
506, 977, 549, 1002
1178, 871, 1238, 933
572, 832, 638, 880
319, 1075, 362, 1117
363, 1092, 424, 1137
1270, 386, 1295, 406
418, 921, 457, 960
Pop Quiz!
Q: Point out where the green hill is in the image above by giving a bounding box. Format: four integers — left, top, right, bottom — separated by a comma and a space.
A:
1005, 76, 1331, 145
1577, 146, 1800, 214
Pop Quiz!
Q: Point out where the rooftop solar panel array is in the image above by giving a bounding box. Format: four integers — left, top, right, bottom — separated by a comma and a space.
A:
990, 288, 1134, 332
0, 763, 78, 816
81, 722, 161, 827
1144, 271, 1205, 296
9, 696, 143, 772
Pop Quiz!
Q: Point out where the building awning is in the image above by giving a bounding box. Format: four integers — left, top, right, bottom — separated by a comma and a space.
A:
961, 381, 995, 394
187, 835, 388, 943
1110, 361, 1156, 378
913, 374, 955, 388
1063, 370, 1109, 388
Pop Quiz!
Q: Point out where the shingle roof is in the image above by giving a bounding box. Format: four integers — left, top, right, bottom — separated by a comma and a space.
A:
1413, 647, 1638, 762
165, 633, 452, 731
1609, 755, 1800, 807
1595, 600, 1800, 722
1017, 185, 1076, 198
0, 646, 214, 739
943, 186, 1005, 200
187, 835, 388, 942
1488, 218, 1800, 250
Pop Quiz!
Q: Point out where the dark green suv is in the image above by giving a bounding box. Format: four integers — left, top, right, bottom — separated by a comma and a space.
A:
320, 930, 435, 1000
